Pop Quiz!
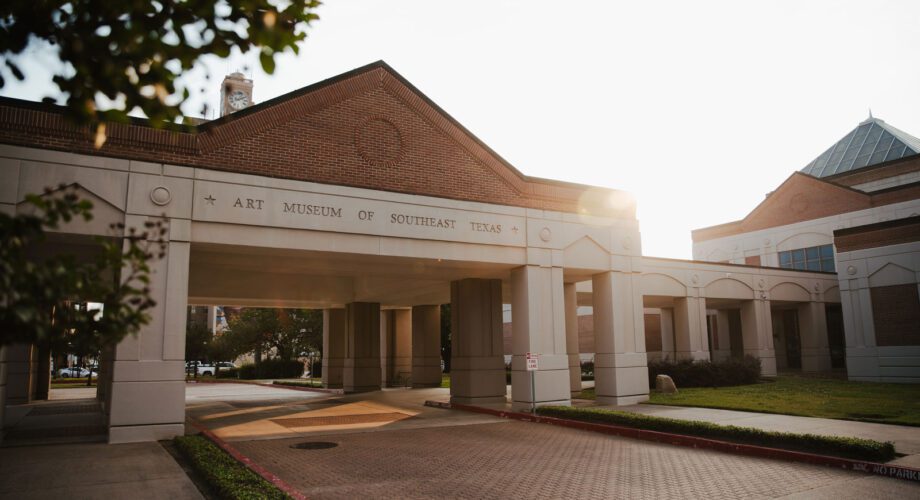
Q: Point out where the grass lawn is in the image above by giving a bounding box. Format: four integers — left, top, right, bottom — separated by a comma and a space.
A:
579, 376, 920, 426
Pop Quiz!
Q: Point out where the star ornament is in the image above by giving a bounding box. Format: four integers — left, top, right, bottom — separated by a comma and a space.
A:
204, 195, 216, 205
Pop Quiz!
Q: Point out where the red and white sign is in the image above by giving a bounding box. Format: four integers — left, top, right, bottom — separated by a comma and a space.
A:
526, 352, 539, 371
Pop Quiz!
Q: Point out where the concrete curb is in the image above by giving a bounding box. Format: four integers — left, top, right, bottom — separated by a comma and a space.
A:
187, 420, 309, 500
186, 379, 344, 395
426, 401, 920, 484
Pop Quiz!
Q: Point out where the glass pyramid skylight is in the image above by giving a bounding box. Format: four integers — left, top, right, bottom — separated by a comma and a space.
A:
801, 117, 920, 178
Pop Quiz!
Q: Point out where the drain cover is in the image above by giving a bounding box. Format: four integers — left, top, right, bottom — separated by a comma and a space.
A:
290, 441, 338, 450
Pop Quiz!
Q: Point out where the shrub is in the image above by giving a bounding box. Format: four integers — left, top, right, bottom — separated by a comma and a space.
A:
216, 367, 239, 379
174, 435, 291, 499
648, 356, 761, 388
581, 360, 594, 381
536, 406, 896, 462
232, 359, 305, 380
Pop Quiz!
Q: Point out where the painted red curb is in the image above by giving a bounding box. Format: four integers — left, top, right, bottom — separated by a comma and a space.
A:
430, 401, 920, 484
187, 420, 309, 500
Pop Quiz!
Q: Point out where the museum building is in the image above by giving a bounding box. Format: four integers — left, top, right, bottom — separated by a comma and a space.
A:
0, 62, 841, 443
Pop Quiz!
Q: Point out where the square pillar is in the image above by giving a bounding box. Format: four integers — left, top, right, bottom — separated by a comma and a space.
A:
510, 266, 571, 412
34, 344, 51, 401
411, 305, 442, 388
381, 309, 412, 387
322, 308, 346, 389
343, 302, 382, 393
673, 297, 710, 361
564, 282, 582, 396
740, 299, 777, 377
5, 343, 35, 405
450, 278, 506, 405
798, 302, 832, 372
109, 232, 189, 444
592, 271, 650, 405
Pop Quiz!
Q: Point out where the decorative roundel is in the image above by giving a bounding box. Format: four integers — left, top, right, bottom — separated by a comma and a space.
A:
814, 282, 821, 292
150, 186, 172, 206
539, 227, 552, 242
355, 117, 405, 167
691, 274, 700, 285
847, 265, 857, 276
622, 236, 632, 250
758, 278, 766, 289
762, 238, 771, 247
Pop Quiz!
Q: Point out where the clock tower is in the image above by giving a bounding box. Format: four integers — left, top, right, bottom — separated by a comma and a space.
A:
220, 72, 254, 117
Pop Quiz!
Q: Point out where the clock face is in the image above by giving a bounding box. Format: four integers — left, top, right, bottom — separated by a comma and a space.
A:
228, 90, 249, 110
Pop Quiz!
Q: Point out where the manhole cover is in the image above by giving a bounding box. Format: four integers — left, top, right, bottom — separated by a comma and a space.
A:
290, 441, 338, 450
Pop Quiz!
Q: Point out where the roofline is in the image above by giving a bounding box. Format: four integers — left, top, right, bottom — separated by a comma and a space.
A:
0, 61, 625, 196
643, 255, 838, 275
818, 151, 920, 183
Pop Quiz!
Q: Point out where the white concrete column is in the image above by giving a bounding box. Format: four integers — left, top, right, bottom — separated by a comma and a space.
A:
381, 309, 412, 387
660, 308, 675, 360
563, 282, 582, 396
343, 302, 382, 393
740, 299, 777, 376
322, 308, 346, 389
207, 306, 218, 333
4, 343, 34, 405
712, 310, 733, 362
510, 266, 571, 412
798, 301, 832, 372
450, 278, 506, 405
0, 347, 6, 430
109, 221, 189, 444
411, 305, 442, 388
673, 297, 710, 361
592, 271, 650, 405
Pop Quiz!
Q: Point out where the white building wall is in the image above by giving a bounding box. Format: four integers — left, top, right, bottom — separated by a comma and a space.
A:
836, 240, 920, 383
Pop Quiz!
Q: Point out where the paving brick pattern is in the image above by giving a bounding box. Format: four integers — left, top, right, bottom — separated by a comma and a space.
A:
232, 420, 918, 499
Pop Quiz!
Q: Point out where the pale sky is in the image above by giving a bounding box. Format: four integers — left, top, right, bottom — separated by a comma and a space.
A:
4, 1, 920, 259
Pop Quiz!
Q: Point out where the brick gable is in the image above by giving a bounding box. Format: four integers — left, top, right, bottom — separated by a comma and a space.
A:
0, 61, 632, 218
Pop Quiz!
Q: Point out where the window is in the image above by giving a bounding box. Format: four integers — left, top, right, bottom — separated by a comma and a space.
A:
778, 244, 835, 272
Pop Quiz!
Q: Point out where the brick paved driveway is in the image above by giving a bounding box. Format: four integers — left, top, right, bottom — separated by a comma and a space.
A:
232, 419, 920, 499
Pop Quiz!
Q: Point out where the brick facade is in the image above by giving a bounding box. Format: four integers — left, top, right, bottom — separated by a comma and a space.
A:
0, 62, 632, 218
692, 172, 918, 242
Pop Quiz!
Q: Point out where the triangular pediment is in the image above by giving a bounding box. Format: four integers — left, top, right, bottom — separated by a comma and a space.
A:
17, 183, 125, 237
737, 173, 871, 234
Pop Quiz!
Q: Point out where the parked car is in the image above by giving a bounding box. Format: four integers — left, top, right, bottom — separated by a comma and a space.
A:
57, 367, 97, 378
186, 361, 235, 376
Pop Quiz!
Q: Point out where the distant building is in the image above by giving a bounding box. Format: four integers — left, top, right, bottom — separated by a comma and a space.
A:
692, 116, 920, 382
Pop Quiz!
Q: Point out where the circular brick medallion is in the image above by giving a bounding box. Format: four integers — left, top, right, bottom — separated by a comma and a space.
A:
355, 117, 404, 167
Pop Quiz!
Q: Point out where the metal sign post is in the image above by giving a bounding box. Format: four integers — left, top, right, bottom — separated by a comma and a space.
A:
526, 352, 539, 414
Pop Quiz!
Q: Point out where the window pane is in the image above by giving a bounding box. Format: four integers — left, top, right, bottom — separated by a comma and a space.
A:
793, 249, 805, 262
806, 247, 819, 260
807, 260, 820, 271
820, 245, 834, 258
779, 252, 792, 266
794, 261, 807, 270
821, 259, 835, 272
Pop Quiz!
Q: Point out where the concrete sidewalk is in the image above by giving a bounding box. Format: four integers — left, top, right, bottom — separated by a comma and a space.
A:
0, 441, 202, 499
603, 403, 920, 467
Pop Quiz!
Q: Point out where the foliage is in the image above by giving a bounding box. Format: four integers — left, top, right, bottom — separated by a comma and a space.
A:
230, 359, 304, 379
649, 375, 920, 427
581, 360, 594, 380
536, 406, 897, 462
272, 380, 323, 389
0, 185, 164, 353
0, 0, 322, 141
648, 356, 761, 388
174, 435, 291, 500
185, 319, 212, 365
219, 307, 321, 362
440, 303, 451, 373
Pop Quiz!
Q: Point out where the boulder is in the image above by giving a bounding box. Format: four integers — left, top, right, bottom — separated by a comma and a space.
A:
655, 374, 678, 394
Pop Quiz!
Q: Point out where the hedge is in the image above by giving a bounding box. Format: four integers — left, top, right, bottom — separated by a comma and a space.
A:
216, 359, 304, 380
536, 406, 896, 462
174, 435, 291, 500
648, 356, 761, 388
